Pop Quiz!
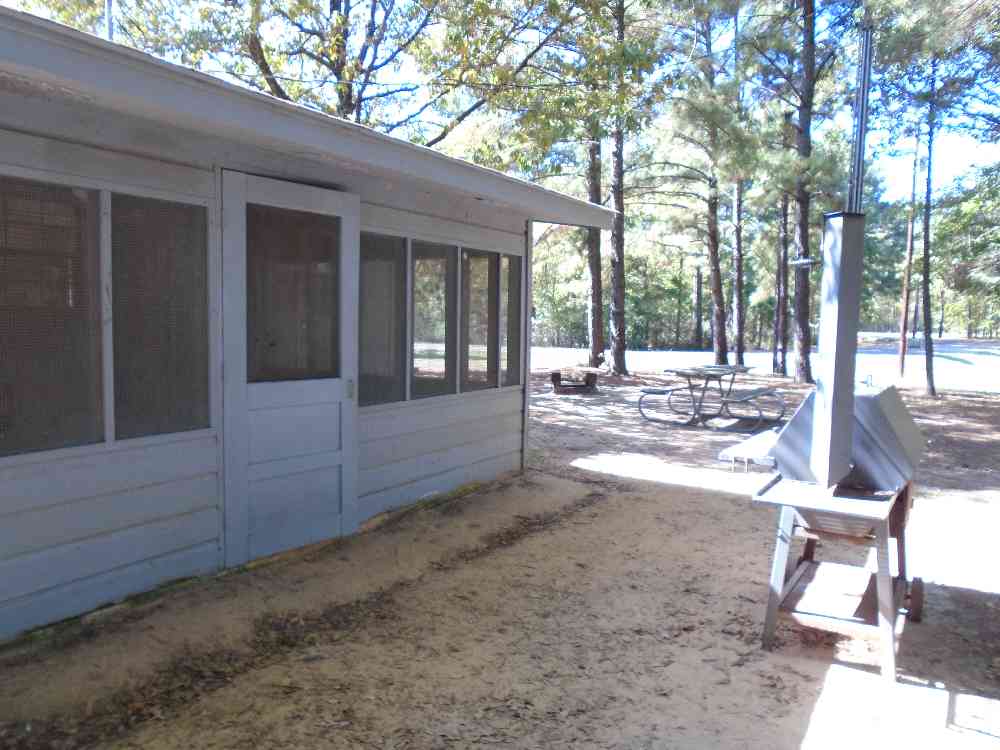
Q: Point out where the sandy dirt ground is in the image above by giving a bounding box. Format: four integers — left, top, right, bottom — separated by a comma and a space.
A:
1, 370, 999, 749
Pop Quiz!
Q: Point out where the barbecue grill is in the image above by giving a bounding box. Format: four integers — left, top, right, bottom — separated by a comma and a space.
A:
749, 213, 926, 682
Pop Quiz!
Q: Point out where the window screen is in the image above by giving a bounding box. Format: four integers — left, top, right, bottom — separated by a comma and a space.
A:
112, 194, 209, 439
247, 204, 340, 382
359, 233, 406, 406
500, 255, 522, 386
411, 241, 456, 398
461, 249, 499, 391
0, 176, 103, 457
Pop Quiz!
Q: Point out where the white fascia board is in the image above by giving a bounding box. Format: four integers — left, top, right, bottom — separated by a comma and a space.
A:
0, 7, 615, 231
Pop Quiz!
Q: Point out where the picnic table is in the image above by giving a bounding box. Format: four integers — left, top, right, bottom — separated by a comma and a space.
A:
638, 364, 785, 429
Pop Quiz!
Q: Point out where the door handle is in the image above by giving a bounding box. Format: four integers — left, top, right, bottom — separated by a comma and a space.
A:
346, 379, 355, 400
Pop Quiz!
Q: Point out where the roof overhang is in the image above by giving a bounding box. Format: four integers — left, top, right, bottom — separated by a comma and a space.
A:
0, 7, 615, 231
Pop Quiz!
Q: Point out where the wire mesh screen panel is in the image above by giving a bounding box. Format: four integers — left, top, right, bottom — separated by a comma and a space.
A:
359, 233, 406, 406
461, 249, 499, 391
111, 194, 209, 439
247, 204, 340, 382
0, 176, 102, 457
411, 241, 456, 398
500, 255, 522, 387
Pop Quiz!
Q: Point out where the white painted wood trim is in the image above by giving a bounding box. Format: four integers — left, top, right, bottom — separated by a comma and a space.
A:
221, 170, 250, 568
495, 253, 502, 389
99, 190, 115, 443
521, 220, 533, 472
358, 383, 523, 417
0, 426, 218, 474
339, 195, 361, 534
248, 379, 346, 411
0, 128, 213, 200
404, 237, 413, 402
246, 174, 359, 218
361, 204, 524, 256
210, 167, 225, 548
455, 246, 463, 395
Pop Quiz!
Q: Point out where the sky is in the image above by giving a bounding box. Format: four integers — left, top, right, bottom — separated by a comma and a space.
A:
871, 130, 1000, 203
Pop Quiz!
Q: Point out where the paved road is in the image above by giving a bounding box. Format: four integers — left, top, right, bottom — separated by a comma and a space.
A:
531, 338, 1000, 393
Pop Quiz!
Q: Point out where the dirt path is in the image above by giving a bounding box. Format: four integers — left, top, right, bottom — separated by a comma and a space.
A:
2, 373, 999, 749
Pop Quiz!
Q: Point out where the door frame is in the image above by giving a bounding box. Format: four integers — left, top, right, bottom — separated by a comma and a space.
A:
221, 171, 360, 567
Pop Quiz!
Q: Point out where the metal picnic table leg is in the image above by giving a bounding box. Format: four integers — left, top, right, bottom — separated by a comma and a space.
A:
763, 505, 795, 650
874, 518, 897, 682
686, 377, 707, 425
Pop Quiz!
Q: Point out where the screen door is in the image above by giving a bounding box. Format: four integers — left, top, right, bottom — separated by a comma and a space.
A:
222, 172, 359, 565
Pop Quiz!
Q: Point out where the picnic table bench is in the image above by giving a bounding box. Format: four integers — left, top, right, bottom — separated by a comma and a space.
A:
638, 365, 785, 430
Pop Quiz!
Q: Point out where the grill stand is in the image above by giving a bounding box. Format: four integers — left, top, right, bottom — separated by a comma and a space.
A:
756, 479, 922, 682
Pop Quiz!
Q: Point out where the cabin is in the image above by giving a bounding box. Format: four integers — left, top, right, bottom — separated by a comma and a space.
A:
0, 8, 614, 640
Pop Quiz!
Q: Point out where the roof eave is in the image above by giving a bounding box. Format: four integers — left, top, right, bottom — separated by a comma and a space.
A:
0, 7, 615, 230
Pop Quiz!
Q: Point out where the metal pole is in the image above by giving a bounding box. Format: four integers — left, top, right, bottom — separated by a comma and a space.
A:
105, 0, 114, 41
846, 22, 874, 213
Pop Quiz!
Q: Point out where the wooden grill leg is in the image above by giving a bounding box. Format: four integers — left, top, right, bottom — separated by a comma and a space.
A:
763, 506, 795, 650
875, 519, 897, 682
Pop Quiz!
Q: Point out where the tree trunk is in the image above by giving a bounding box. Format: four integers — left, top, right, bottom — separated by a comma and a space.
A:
694, 266, 704, 348
773, 113, 792, 376
608, 0, 628, 375
898, 138, 919, 377
912, 291, 920, 339
733, 181, 746, 365
792, 0, 816, 384
586, 125, 605, 368
706, 179, 729, 365
921, 58, 938, 396
938, 287, 945, 338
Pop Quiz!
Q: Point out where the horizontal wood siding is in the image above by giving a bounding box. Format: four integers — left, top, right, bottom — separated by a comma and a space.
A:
358, 389, 523, 521
0, 436, 222, 640
0, 542, 219, 642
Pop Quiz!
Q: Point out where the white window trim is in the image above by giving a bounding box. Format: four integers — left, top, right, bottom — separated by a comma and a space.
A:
358, 222, 524, 412
0, 155, 220, 472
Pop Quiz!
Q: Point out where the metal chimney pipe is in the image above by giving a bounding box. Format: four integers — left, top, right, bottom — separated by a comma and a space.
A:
847, 23, 874, 213
810, 212, 866, 487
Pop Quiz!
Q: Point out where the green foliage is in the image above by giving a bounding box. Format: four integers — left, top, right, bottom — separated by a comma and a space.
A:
22, 0, 1000, 349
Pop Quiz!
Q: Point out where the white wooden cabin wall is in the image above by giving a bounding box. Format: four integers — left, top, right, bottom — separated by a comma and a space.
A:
358, 389, 524, 521
0, 134, 223, 641
0, 123, 531, 641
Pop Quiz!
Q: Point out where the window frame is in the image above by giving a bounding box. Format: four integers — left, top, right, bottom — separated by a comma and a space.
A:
0, 157, 219, 471
459, 248, 500, 393
359, 214, 527, 415
357, 230, 409, 406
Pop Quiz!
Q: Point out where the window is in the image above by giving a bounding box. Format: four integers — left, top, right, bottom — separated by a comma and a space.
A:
500, 255, 522, 386
359, 233, 406, 406
461, 249, 499, 391
0, 176, 102, 457
112, 194, 209, 439
411, 241, 456, 398
247, 204, 340, 382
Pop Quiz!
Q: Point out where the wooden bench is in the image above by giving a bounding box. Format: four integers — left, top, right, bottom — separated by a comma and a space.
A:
550, 367, 601, 394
